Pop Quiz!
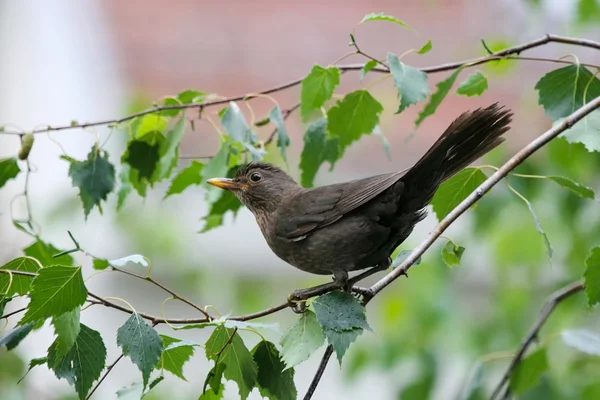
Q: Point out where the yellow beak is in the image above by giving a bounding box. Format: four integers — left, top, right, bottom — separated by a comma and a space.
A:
207, 178, 242, 191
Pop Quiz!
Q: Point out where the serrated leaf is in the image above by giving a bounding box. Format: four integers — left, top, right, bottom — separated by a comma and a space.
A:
584, 246, 600, 306
559, 111, 600, 152
441, 240, 465, 268
20, 265, 87, 325
431, 168, 487, 221
301, 65, 341, 121
417, 40, 433, 54
457, 72, 488, 97
416, 67, 464, 127
313, 291, 371, 332
388, 53, 430, 113
63, 147, 116, 218
0, 157, 20, 188
0, 257, 42, 297
122, 140, 161, 184
165, 160, 204, 198
221, 102, 255, 143
24, 239, 74, 267
327, 328, 362, 363
47, 324, 107, 400
135, 114, 168, 138
0, 322, 35, 350
269, 106, 291, 160
178, 89, 207, 104
203, 141, 231, 204
509, 348, 548, 395
359, 13, 413, 30
205, 325, 258, 400
361, 60, 378, 80
157, 117, 187, 179
535, 64, 600, 121
547, 175, 595, 198
203, 363, 225, 398
299, 118, 340, 187
109, 254, 149, 268
18, 357, 47, 384
521, 196, 553, 260
280, 310, 325, 369
92, 259, 109, 270
562, 329, 600, 356
252, 341, 296, 400
52, 308, 81, 357
201, 185, 242, 233
391, 249, 421, 268
117, 313, 164, 387
159, 335, 196, 381
327, 90, 383, 152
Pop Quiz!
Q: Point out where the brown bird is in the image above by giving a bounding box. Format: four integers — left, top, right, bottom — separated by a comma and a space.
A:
207, 104, 512, 298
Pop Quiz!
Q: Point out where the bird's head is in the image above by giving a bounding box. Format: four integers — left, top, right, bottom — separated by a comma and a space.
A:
207, 162, 301, 214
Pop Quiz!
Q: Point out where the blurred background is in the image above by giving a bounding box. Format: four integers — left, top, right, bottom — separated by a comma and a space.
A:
1, 0, 599, 399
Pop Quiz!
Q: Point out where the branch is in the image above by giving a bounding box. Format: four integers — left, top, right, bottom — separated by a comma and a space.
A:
86, 354, 124, 400
303, 345, 334, 400
1, 34, 597, 137
490, 281, 585, 400
302, 92, 600, 399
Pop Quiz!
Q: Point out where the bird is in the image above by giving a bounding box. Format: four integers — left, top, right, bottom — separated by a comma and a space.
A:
207, 103, 512, 298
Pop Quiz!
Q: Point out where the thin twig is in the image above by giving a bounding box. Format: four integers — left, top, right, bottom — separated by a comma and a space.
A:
86, 354, 124, 400
0, 307, 27, 320
1, 34, 597, 137
490, 281, 585, 400
303, 345, 334, 400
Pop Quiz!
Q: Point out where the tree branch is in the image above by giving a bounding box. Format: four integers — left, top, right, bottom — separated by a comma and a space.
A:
86, 354, 124, 400
303, 345, 334, 400
490, 281, 585, 400
302, 91, 600, 399
1, 34, 597, 137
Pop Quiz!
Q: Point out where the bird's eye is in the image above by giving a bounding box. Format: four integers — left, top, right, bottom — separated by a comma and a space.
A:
250, 172, 262, 182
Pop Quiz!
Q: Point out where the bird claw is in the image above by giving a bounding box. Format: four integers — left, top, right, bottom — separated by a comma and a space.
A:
291, 301, 307, 314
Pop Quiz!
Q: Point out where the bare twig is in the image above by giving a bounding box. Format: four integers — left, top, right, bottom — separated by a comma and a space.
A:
1, 34, 597, 137
303, 87, 600, 399
86, 354, 124, 400
0, 306, 27, 320
304, 345, 334, 400
490, 281, 585, 400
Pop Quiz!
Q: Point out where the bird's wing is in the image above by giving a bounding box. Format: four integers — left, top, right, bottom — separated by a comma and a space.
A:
275, 171, 406, 241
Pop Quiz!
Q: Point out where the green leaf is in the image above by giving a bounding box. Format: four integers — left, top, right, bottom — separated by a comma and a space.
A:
417, 40, 433, 54
299, 118, 340, 187
178, 89, 207, 104
221, 102, 254, 143
577, 0, 600, 24
201, 185, 242, 233
117, 165, 132, 210
387, 53, 430, 113
117, 312, 164, 387
0, 257, 42, 297
24, 239, 74, 267
52, 308, 81, 357
509, 348, 549, 395
122, 139, 161, 184
0, 322, 35, 350
202, 363, 226, 399
547, 175, 595, 199
157, 117, 187, 179
327, 90, 383, 151
521, 196, 553, 261
313, 292, 370, 363
48, 324, 107, 400
18, 357, 47, 384
109, 254, 149, 269
584, 246, 600, 306
135, 114, 168, 138
63, 147, 116, 218
562, 329, 600, 356
372, 125, 392, 160
431, 168, 487, 221
166, 160, 204, 198
559, 111, 600, 152
441, 239, 465, 268
159, 335, 196, 381
457, 72, 488, 97
535, 64, 600, 121
359, 12, 413, 30
361, 60, 378, 80
391, 249, 421, 268
116, 377, 165, 400
205, 325, 258, 400
20, 265, 87, 325
0, 157, 20, 188
252, 341, 297, 400
203, 141, 231, 204
92, 259, 109, 270
415, 67, 463, 126
312, 292, 371, 332
301, 65, 341, 121
269, 106, 291, 160
280, 310, 325, 369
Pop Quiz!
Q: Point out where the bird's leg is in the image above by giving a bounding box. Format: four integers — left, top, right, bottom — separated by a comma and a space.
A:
347, 257, 392, 286
289, 269, 349, 306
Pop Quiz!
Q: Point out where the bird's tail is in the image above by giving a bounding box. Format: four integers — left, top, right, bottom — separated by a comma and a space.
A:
402, 103, 513, 204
